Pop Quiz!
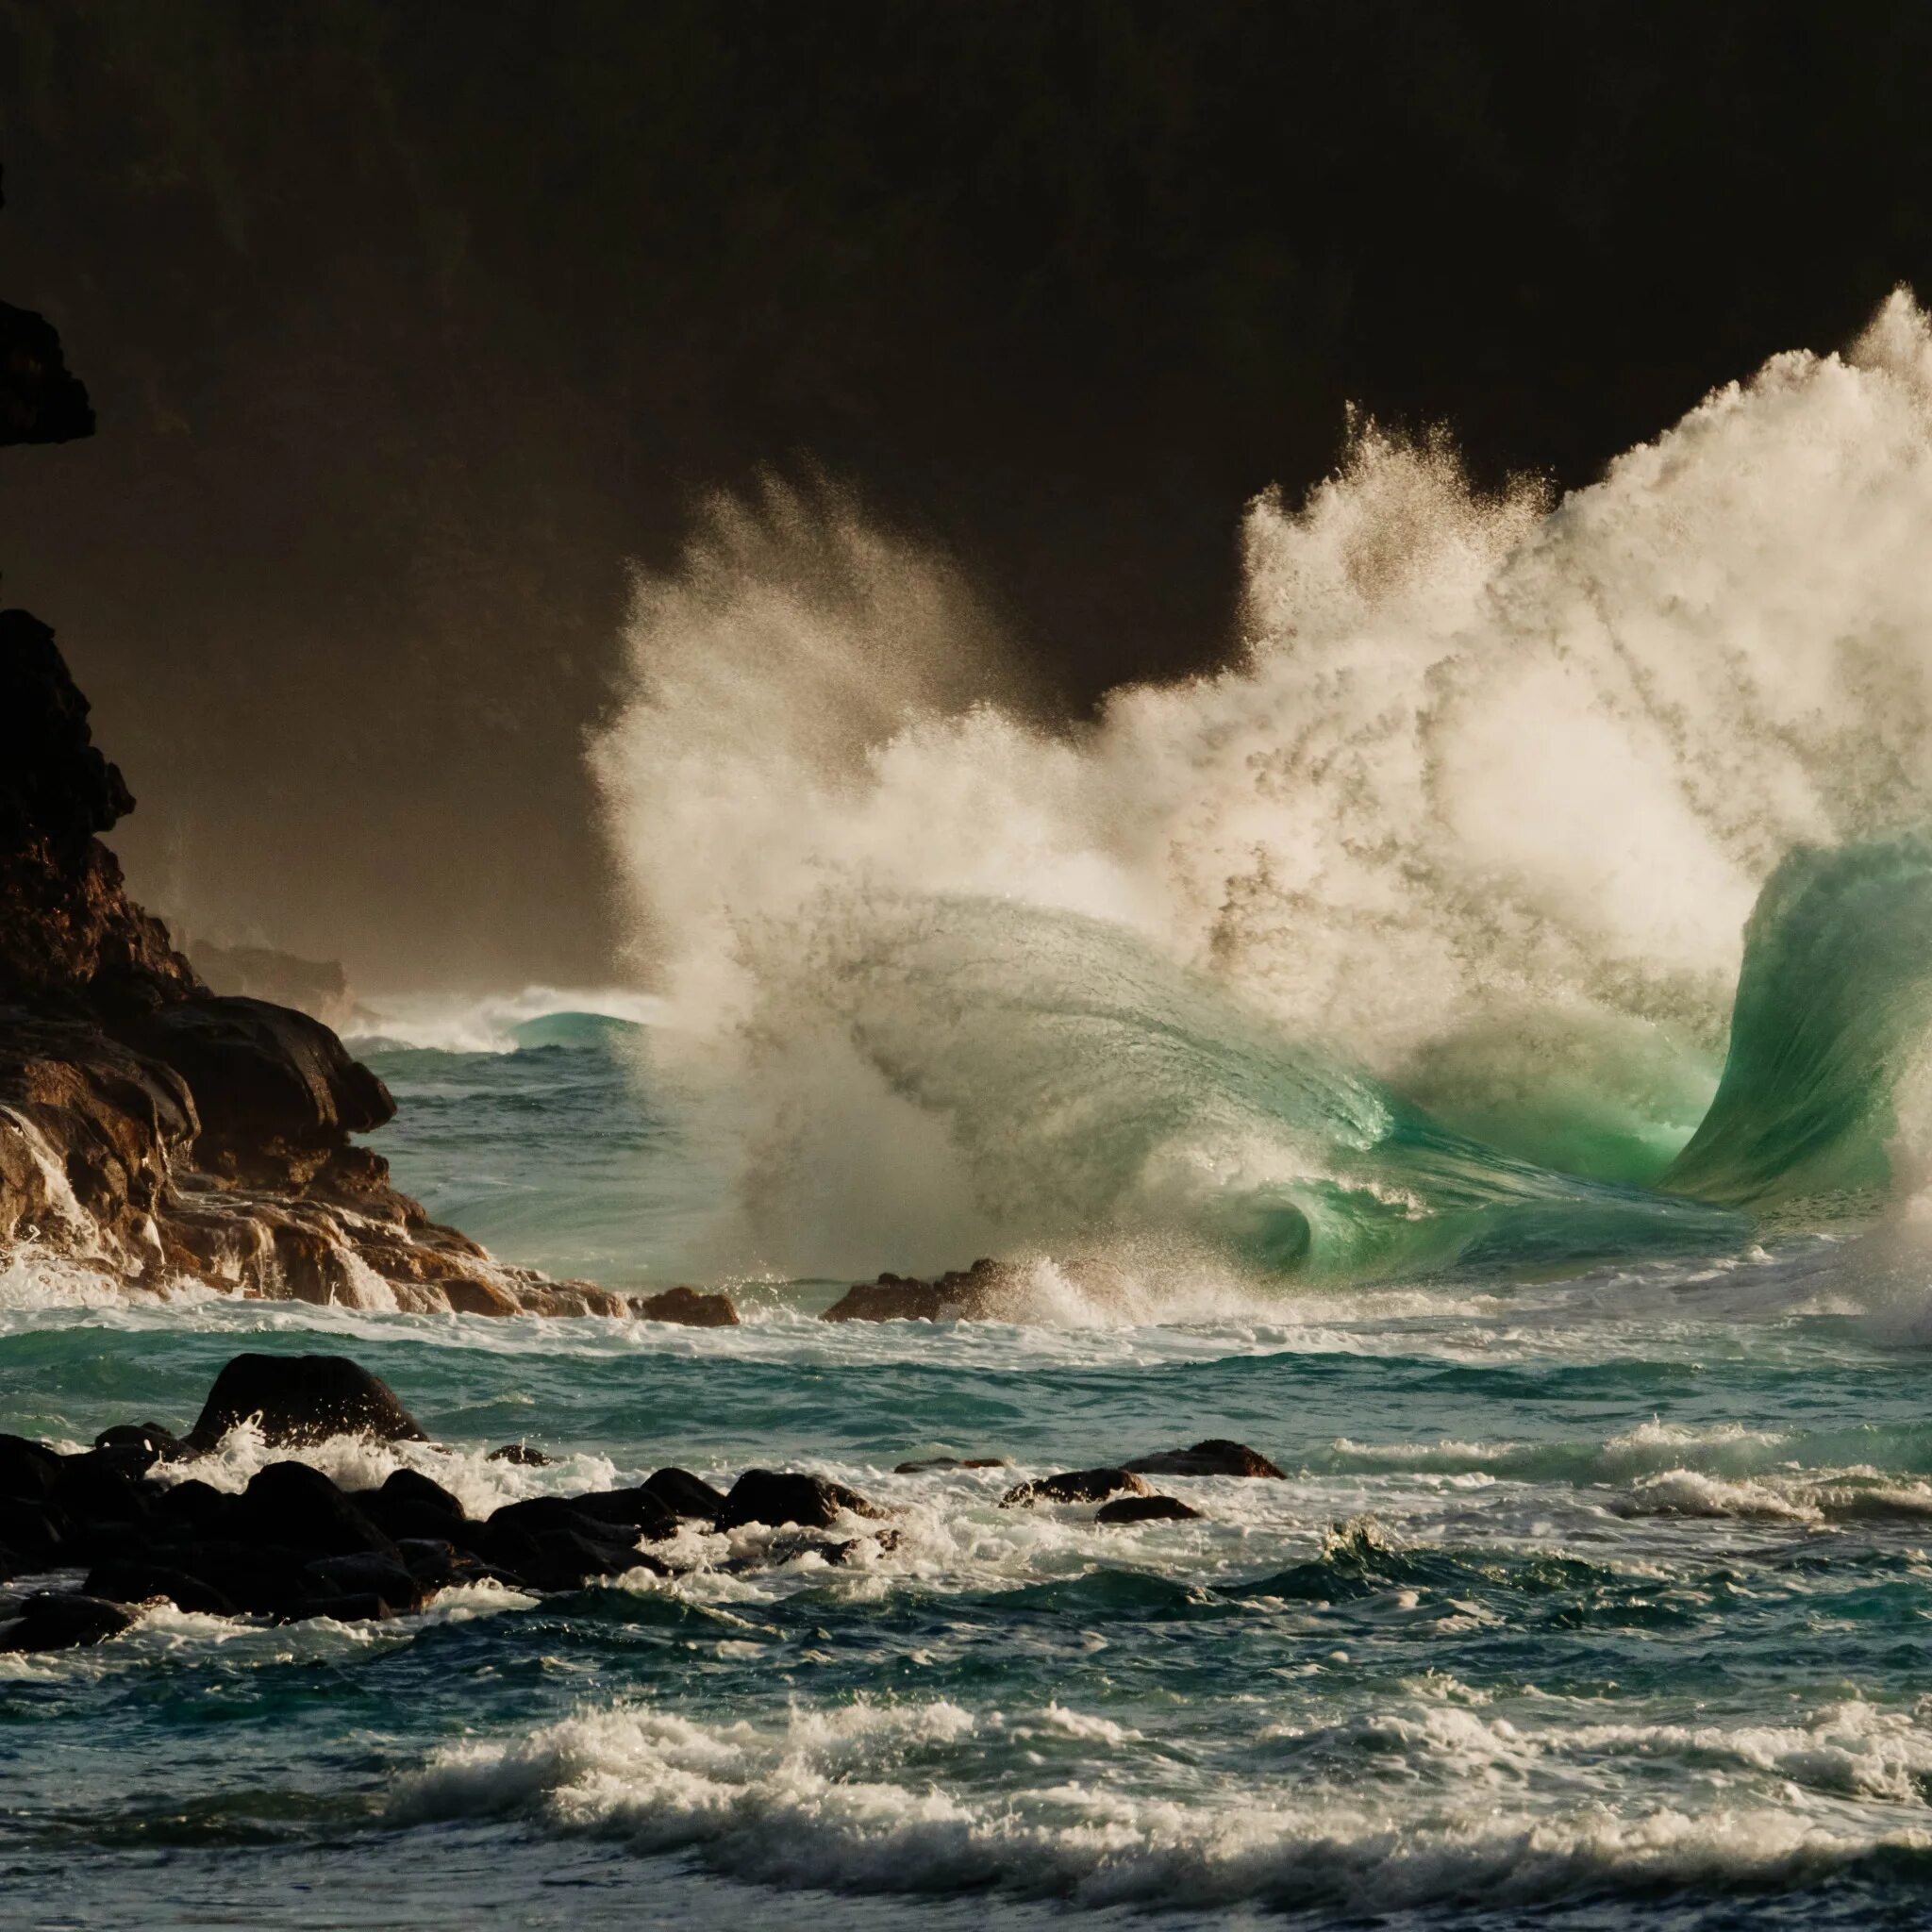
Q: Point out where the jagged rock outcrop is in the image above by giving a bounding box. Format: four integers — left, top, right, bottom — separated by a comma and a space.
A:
0, 200, 728, 1326
821, 1257, 1012, 1322
185, 938, 359, 1032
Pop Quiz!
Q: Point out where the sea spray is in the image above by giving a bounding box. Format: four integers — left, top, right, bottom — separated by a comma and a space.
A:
591, 292, 1932, 1280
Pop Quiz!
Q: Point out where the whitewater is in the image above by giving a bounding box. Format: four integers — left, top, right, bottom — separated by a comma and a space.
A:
15, 296, 1932, 1927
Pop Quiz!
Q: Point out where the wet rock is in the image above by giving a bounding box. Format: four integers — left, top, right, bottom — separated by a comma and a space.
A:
374, 1468, 465, 1518
442, 1274, 523, 1318
354, 1468, 467, 1543
0, 1433, 62, 1502
300, 1591, 397, 1624
185, 1353, 426, 1451
0, 1497, 66, 1566
49, 1450, 154, 1555
136, 1540, 316, 1618
715, 1468, 883, 1532
230, 1461, 398, 1559
821, 1258, 1008, 1324
122, 993, 394, 1159
488, 1487, 675, 1547
629, 1284, 740, 1327
1124, 1440, 1285, 1479
93, 1422, 180, 1459
893, 1456, 1008, 1474
148, 1477, 231, 1535
83, 1558, 237, 1616
481, 1513, 652, 1591
393, 1538, 491, 1591
644, 1467, 727, 1522
1, 1590, 133, 1651
487, 1442, 550, 1466
1001, 1468, 1150, 1508
568, 1486, 680, 1541
303, 1552, 428, 1611
1096, 1493, 1203, 1524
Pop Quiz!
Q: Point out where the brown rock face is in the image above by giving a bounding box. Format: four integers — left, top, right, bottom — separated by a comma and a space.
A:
631, 1284, 741, 1327
822, 1258, 1010, 1323
0, 204, 727, 1327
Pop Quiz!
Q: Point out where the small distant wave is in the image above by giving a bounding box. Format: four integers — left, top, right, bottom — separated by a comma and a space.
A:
348, 986, 664, 1055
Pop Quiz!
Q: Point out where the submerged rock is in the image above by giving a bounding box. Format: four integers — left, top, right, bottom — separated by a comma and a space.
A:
892, 1455, 1008, 1474
1097, 1493, 1203, 1524
0, 1591, 133, 1652
1001, 1467, 1150, 1508
1124, 1440, 1285, 1479
630, 1285, 740, 1326
185, 1353, 426, 1451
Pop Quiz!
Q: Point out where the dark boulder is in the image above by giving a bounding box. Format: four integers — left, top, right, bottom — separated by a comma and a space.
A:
481, 1513, 652, 1591
94, 1422, 180, 1460
0, 1433, 61, 1502
1124, 1440, 1285, 1479
1, 1591, 134, 1651
186, 1354, 426, 1451
371, 1467, 465, 1518
487, 1489, 674, 1545
83, 1558, 237, 1616
0, 1497, 66, 1566
230, 1461, 397, 1558
644, 1467, 727, 1522
393, 1538, 491, 1591
136, 1540, 316, 1618
303, 1552, 428, 1611
629, 1285, 740, 1327
487, 1442, 550, 1466
715, 1468, 883, 1533
350, 1467, 466, 1543
48, 1451, 154, 1555
300, 1592, 397, 1624
567, 1486, 679, 1541
1096, 1494, 1203, 1525
893, 1456, 1008, 1474
148, 1477, 232, 1535
1001, 1468, 1150, 1508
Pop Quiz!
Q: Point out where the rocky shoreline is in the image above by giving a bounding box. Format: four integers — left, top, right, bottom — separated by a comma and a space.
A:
0, 1350, 1285, 1651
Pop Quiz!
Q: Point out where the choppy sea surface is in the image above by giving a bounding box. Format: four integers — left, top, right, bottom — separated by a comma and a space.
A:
8, 1008, 1932, 1931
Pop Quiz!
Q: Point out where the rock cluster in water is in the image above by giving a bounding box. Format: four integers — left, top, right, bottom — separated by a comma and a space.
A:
0, 182, 733, 1326
0, 1353, 1286, 1650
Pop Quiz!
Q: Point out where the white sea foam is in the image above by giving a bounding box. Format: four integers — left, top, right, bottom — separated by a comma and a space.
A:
391, 1693, 1932, 1908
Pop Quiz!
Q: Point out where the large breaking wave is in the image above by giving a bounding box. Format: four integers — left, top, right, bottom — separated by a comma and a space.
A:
591, 293, 1932, 1284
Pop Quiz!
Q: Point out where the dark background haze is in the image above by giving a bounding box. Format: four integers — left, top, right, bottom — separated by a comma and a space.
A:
3, 1, 1929, 991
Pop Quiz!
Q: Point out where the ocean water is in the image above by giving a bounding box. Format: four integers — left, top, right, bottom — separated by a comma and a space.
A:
16, 298, 1932, 1925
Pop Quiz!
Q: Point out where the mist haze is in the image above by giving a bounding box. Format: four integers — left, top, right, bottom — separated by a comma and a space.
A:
4, 0, 1930, 988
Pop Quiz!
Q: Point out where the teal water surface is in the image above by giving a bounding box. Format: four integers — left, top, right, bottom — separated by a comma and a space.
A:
11, 924, 1932, 1926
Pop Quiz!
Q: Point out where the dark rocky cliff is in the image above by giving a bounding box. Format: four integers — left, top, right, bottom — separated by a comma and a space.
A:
0, 168, 727, 1325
